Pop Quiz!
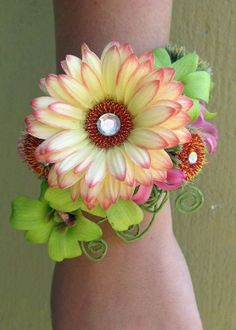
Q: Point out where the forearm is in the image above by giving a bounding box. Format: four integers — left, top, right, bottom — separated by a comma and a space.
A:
51, 203, 202, 329
53, 0, 172, 63
51, 1, 202, 329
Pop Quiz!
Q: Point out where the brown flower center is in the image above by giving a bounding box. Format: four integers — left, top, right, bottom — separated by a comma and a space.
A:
57, 212, 76, 227
84, 100, 133, 148
178, 133, 206, 181
17, 134, 49, 178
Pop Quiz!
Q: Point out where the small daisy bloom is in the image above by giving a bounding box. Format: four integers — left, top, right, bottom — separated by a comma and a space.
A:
26, 41, 193, 209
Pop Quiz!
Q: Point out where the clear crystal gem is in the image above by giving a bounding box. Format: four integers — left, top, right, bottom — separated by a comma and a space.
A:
97, 113, 121, 136
188, 151, 198, 165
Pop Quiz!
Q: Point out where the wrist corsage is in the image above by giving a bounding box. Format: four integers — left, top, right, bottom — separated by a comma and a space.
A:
10, 41, 218, 261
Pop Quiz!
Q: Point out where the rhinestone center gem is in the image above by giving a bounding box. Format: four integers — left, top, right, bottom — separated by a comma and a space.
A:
188, 151, 198, 165
97, 113, 121, 136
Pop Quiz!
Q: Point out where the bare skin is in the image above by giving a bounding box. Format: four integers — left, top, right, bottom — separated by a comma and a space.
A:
51, 1, 203, 329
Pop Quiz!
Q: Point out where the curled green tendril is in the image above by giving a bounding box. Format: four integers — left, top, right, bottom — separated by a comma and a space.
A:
175, 184, 204, 214
116, 187, 168, 242
80, 239, 108, 261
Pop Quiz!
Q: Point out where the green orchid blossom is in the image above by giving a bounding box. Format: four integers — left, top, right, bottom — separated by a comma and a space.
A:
10, 185, 103, 262
10, 183, 144, 261
153, 46, 214, 121
45, 187, 144, 232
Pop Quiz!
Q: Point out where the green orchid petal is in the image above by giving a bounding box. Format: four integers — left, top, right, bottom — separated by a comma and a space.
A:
182, 71, 211, 102
78, 200, 106, 218
188, 99, 201, 121
153, 48, 171, 68
71, 213, 103, 241
204, 109, 217, 120
25, 220, 55, 244
106, 199, 143, 231
10, 196, 50, 230
44, 187, 82, 212
39, 179, 49, 201
172, 53, 199, 80
48, 227, 82, 262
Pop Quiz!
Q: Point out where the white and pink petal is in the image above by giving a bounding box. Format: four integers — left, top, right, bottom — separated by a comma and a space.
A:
106, 146, 127, 181
128, 128, 167, 149
133, 105, 176, 128
85, 150, 107, 187
124, 142, 151, 169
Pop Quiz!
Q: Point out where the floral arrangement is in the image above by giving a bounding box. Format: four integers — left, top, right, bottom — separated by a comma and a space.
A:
10, 41, 218, 261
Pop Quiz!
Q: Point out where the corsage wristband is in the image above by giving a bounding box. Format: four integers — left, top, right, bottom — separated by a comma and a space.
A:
10, 41, 218, 262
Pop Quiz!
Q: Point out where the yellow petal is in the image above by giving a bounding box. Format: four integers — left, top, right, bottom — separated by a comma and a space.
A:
101, 45, 121, 97
60, 60, 70, 75
102, 174, 120, 204
31, 96, 57, 110
119, 181, 135, 200
58, 170, 83, 189
37, 129, 87, 154
134, 166, 153, 186
128, 128, 167, 149
59, 75, 94, 108
162, 112, 191, 130
149, 149, 173, 170
154, 81, 184, 102
70, 181, 81, 202
172, 128, 192, 144
85, 150, 106, 187
106, 146, 127, 181
49, 102, 86, 120
123, 151, 135, 186
152, 127, 179, 148
45, 75, 78, 106
65, 55, 82, 82
101, 41, 120, 62
81, 62, 105, 102
124, 60, 152, 104
48, 165, 58, 187
81, 43, 102, 78
38, 144, 81, 164
128, 80, 160, 116
74, 147, 99, 174
27, 122, 60, 139
133, 105, 176, 128
124, 142, 151, 169
56, 141, 94, 175
38, 78, 48, 94
118, 43, 134, 63
139, 51, 154, 66
176, 96, 193, 112
34, 108, 81, 130
116, 54, 139, 102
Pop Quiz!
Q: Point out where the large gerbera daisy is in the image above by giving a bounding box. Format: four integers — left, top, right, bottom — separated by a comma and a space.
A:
26, 41, 192, 209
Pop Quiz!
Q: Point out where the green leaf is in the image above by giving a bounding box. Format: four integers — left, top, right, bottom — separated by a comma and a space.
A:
25, 220, 55, 244
39, 179, 49, 201
48, 227, 82, 262
188, 99, 201, 121
182, 71, 211, 102
172, 53, 199, 80
153, 48, 171, 68
106, 199, 143, 231
79, 200, 106, 218
44, 188, 82, 212
10, 196, 50, 230
71, 214, 102, 241
204, 109, 217, 120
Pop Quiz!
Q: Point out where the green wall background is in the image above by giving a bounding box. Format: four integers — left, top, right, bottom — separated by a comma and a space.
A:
0, 1, 235, 329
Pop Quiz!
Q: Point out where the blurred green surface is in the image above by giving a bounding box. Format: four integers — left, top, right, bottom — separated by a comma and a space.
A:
171, 1, 236, 329
0, 1, 55, 329
0, 1, 235, 329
